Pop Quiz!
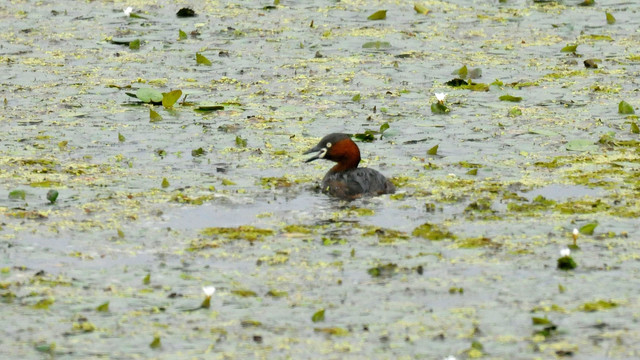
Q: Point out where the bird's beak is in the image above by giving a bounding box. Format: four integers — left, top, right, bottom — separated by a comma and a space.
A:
304, 144, 323, 163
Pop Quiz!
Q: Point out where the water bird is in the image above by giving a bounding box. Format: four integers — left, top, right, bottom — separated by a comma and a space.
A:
304, 133, 395, 199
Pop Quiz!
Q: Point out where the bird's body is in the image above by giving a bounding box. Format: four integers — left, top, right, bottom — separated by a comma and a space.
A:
304, 133, 395, 199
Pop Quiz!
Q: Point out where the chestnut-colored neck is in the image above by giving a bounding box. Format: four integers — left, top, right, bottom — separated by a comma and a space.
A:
328, 139, 361, 173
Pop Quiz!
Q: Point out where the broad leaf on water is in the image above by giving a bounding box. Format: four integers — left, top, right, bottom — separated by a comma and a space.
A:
235, 136, 247, 147
606, 12, 616, 24
196, 53, 212, 66
118, 133, 125, 142
149, 108, 163, 122
431, 102, 449, 114
311, 309, 325, 322
579, 223, 597, 235
414, 3, 429, 15
618, 101, 634, 114
362, 41, 391, 49
161, 178, 170, 188
528, 128, 560, 137
631, 122, 639, 134
178, 29, 187, 40
352, 93, 361, 102
129, 39, 140, 50
453, 65, 468, 78
566, 139, 597, 152
584, 59, 598, 68
499, 94, 522, 102
508, 107, 522, 117
46, 190, 58, 204
427, 144, 438, 155
177, 8, 196, 17
162, 90, 182, 109
9, 190, 26, 200
195, 103, 224, 112
367, 10, 387, 20
96, 301, 109, 312
136, 88, 163, 103
379, 122, 390, 134
561, 44, 578, 53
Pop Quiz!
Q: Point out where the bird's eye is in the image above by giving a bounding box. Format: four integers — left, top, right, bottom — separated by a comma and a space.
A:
326, 142, 332, 148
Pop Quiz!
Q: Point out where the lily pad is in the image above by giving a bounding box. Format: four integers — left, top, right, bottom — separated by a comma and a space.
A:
362, 41, 391, 49
136, 88, 163, 103
499, 94, 523, 102
566, 139, 598, 152
414, 3, 429, 15
162, 90, 182, 109
367, 10, 387, 20
196, 53, 212, 66
618, 101, 635, 114
561, 44, 578, 53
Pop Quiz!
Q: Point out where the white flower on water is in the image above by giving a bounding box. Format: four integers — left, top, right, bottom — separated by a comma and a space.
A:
202, 286, 216, 297
124, 7, 133, 17
435, 92, 447, 103
560, 248, 571, 257
443, 356, 457, 360
573, 228, 579, 236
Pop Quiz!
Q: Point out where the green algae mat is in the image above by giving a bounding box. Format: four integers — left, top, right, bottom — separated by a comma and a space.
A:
1, 1, 640, 359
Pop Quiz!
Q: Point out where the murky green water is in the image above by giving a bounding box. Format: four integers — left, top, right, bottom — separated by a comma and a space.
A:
1, 0, 640, 358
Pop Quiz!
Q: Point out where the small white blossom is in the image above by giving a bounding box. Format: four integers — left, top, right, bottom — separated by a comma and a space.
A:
560, 248, 571, 257
435, 92, 447, 103
202, 286, 216, 297
573, 228, 579, 236
124, 7, 133, 17
443, 356, 457, 360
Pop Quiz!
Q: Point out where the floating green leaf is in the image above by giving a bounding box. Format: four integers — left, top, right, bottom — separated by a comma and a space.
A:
466, 168, 478, 176
352, 93, 361, 102
631, 122, 639, 134
46, 190, 58, 204
379, 122, 390, 134
579, 300, 617, 312
499, 94, 522, 102
362, 41, 391, 49
129, 39, 140, 50
177, 8, 196, 17
566, 139, 597, 152
118, 133, 125, 142
367, 10, 387, 20
606, 12, 615, 24
235, 136, 247, 147
528, 128, 560, 137
579, 222, 597, 235
311, 309, 325, 322
584, 59, 598, 68
162, 90, 182, 109
557, 256, 577, 270
136, 88, 163, 103
161, 178, 170, 188
195, 103, 224, 112
9, 190, 26, 200
192, 147, 205, 157
427, 144, 438, 155
143, 273, 150, 285
561, 44, 578, 53
618, 101, 635, 114
508, 107, 522, 117
149, 335, 161, 349
178, 29, 187, 40
96, 301, 109, 312
414, 3, 429, 15
431, 102, 449, 114
149, 108, 163, 122
454, 65, 468, 78
196, 53, 212, 66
